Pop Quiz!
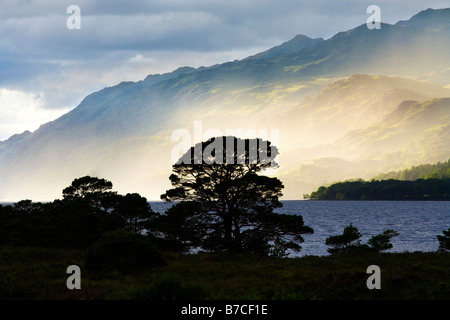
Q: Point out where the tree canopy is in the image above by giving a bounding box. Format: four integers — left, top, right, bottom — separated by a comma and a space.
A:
62, 176, 114, 199
157, 136, 313, 256
62, 175, 120, 210
115, 193, 155, 233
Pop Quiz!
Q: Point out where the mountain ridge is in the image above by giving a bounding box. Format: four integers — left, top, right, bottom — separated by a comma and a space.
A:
1, 8, 450, 201
245, 34, 324, 60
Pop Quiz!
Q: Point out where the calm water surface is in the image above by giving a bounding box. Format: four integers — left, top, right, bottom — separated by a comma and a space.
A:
151, 200, 450, 257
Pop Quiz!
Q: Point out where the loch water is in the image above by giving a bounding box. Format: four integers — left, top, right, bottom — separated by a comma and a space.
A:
151, 200, 450, 257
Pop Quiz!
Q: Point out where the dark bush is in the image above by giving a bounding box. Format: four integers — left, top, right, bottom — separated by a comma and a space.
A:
437, 227, 450, 252
85, 229, 166, 274
133, 274, 206, 300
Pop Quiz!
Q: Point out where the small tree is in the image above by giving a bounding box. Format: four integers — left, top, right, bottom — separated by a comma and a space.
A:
325, 224, 363, 254
326, 224, 399, 254
367, 229, 400, 252
437, 228, 450, 252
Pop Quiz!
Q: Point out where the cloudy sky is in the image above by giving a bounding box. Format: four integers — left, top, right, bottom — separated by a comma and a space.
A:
0, 0, 449, 141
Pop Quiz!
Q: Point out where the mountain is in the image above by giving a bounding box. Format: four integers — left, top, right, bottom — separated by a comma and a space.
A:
1, 8, 450, 201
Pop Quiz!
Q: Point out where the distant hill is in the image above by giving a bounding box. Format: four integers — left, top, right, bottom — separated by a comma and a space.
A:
268, 74, 450, 149
278, 96, 450, 199
332, 98, 450, 163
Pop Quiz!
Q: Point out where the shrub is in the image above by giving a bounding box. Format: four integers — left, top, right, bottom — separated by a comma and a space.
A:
325, 224, 363, 254
325, 224, 399, 254
133, 275, 206, 300
367, 229, 400, 252
85, 229, 166, 274
437, 228, 450, 252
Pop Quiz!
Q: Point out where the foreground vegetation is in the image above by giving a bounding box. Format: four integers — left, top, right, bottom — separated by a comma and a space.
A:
1, 140, 449, 301
1, 246, 449, 300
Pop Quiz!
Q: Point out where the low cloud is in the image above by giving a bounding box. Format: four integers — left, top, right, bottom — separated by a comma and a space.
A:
0, 88, 71, 140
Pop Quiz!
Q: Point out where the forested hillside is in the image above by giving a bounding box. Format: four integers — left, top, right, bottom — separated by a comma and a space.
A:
307, 178, 450, 200
374, 159, 450, 180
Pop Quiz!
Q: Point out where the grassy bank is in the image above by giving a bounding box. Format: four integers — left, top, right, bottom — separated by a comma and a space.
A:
0, 247, 450, 300
0, 246, 449, 300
